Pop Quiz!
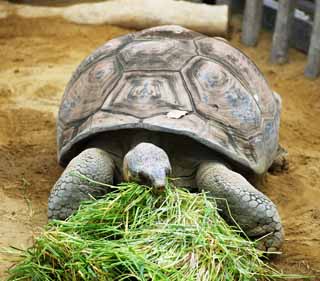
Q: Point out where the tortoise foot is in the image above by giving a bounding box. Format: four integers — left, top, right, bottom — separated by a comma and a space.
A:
269, 145, 289, 174
255, 228, 284, 254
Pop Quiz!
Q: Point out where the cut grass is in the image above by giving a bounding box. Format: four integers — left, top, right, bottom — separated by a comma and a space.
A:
5, 174, 304, 280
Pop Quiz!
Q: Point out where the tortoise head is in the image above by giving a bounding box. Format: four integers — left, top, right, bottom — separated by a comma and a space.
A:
123, 143, 172, 193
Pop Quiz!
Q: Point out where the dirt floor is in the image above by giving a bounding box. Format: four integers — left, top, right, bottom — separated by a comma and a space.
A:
0, 12, 319, 281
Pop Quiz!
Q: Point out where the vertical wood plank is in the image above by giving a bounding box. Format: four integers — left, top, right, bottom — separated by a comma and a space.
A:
270, 0, 296, 64
241, 0, 263, 46
305, 0, 320, 78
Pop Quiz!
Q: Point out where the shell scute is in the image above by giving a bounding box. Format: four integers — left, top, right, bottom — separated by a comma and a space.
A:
134, 25, 203, 40
196, 37, 276, 116
66, 34, 133, 90
118, 39, 196, 71
182, 57, 261, 134
59, 57, 122, 125
102, 71, 193, 118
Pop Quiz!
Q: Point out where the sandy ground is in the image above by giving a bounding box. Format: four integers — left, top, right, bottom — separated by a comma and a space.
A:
0, 13, 319, 280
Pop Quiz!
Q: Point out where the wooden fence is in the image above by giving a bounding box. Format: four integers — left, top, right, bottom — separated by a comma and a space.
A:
223, 0, 320, 79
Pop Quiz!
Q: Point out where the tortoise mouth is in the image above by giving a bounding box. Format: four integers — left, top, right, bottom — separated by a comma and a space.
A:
137, 173, 166, 195
137, 172, 153, 187
123, 170, 167, 193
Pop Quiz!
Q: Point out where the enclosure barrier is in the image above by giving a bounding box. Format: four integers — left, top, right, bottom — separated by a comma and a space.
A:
223, 0, 320, 79
305, 0, 320, 78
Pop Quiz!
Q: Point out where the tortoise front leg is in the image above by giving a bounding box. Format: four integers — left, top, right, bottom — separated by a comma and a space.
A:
196, 161, 284, 252
48, 148, 115, 220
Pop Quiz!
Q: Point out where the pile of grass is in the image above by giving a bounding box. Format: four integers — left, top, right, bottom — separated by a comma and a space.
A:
6, 175, 291, 280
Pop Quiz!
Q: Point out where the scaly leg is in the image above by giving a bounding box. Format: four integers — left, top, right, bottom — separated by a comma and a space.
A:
196, 161, 284, 252
48, 148, 115, 220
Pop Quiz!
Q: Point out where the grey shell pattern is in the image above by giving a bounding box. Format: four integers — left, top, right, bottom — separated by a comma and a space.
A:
57, 25, 281, 175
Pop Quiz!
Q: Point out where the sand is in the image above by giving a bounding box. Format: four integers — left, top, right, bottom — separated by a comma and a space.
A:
0, 13, 319, 280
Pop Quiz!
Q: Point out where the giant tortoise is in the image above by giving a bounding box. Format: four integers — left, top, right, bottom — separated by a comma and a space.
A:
48, 25, 285, 252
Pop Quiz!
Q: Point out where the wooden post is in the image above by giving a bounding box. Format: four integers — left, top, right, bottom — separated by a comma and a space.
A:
241, 0, 263, 46
305, 0, 320, 79
270, 0, 296, 64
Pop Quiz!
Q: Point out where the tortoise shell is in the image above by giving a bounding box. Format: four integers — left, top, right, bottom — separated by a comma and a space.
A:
57, 25, 281, 175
